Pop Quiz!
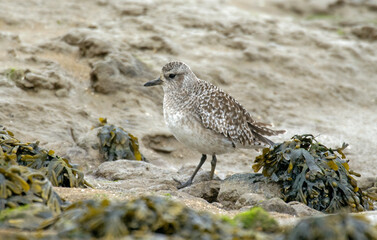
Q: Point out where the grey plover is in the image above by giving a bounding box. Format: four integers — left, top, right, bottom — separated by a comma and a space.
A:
144, 61, 285, 189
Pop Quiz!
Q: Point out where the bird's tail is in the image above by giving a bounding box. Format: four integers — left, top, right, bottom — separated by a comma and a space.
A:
248, 122, 285, 146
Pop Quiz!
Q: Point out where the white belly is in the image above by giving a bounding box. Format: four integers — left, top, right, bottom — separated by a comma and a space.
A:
164, 109, 235, 155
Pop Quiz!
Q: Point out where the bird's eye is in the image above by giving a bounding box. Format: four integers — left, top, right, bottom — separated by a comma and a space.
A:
169, 74, 176, 79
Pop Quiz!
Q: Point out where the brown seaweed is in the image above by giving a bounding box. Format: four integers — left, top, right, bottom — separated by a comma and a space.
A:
43, 196, 263, 239
253, 134, 375, 213
97, 118, 145, 161
0, 165, 63, 214
0, 126, 91, 188
0, 204, 56, 231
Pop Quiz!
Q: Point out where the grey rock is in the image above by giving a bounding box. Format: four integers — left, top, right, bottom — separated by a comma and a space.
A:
55, 88, 69, 98
173, 165, 221, 202
119, 5, 147, 16
61, 29, 113, 57
352, 26, 377, 41
94, 159, 174, 181
76, 127, 102, 167
181, 180, 220, 203
174, 165, 221, 183
259, 198, 297, 215
243, 46, 270, 62
11, 68, 71, 92
279, 0, 338, 15
61, 29, 90, 45
142, 134, 179, 154
129, 35, 179, 54
358, 177, 377, 190
78, 37, 113, 58
90, 59, 119, 93
236, 194, 322, 216
218, 173, 282, 209
0, 32, 20, 42
235, 193, 266, 209
77, 127, 100, 150
288, 201, 323, 217
90, 53, 154, 94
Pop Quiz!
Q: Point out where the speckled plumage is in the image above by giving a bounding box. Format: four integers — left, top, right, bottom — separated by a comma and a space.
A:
144, 61, 285, 188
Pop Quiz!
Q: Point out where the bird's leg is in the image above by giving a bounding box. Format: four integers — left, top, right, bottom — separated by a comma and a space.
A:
173, 154, 207, 189
210, 154, 217, 180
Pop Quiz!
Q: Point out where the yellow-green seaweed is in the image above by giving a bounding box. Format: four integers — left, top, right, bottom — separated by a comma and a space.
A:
0, 165, 63, 214
0, 126, 91, 188
234, 207, 279, 232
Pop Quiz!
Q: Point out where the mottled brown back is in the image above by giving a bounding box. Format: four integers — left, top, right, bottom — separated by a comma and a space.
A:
195, 79, 284, 147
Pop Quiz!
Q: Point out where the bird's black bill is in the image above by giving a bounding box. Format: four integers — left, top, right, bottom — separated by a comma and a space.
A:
144, 78, 162, 87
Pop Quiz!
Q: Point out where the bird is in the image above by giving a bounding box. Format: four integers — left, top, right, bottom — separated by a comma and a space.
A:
144, 61, 285, 189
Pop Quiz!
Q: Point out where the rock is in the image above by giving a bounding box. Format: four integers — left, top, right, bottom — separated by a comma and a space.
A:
9, 68, 71, 92
243, 46, 270, 62
94, 159, 174, 182
218, 173, 282, 209
76, 127, 101, 165
358, 177, 377, 205
181, 180, 220, 203
174, 165, 221, 183
173, 165, 222, 202
129, 35, 179, 54
119, 5, 147, 16
211, 202, 224, 209
258, 198, 297, 215
278, 0, 338, 15
90, 59, 119, 93
358, 177, 377, 190
236, 195, 322, 216
0, 32, 20, 43
61, 30, 88, 45
89, 53, 154, 94
286, 213, 377, 240
142, 134, 179, 154
55, 88, 69, 97
366, 1, 377, 10
78, 37, 113, 58
288, 201, 323, 217
235, 193, 267, 209
351, 26, 377, 41
77, 127, 99, 150
38, 40, 78, 54
61, 29, 113, 57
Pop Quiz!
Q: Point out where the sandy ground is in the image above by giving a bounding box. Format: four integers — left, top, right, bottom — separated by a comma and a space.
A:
1, 0, 377, 220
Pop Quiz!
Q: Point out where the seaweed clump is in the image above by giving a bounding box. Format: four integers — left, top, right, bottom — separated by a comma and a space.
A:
0, 126, 91, 188
285, 213, 377, 240
0, 165, 63, 214
44, 196, 264, 240
97, 118, 145, 161
253, 134, 375, 213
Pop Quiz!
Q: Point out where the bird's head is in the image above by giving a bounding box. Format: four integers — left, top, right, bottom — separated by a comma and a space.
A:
144, 61, 196, 92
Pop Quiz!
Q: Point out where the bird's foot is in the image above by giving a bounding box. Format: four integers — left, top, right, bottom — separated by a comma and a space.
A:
173, 178, 192, 189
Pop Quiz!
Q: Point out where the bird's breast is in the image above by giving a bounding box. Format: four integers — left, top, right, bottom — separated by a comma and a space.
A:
163, 101, 235, 155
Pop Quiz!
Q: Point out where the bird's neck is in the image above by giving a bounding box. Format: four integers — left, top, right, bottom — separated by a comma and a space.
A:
163, 81, 200, 110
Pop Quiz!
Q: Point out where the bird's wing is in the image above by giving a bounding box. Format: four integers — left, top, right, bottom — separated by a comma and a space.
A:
196, 81, 284, 147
